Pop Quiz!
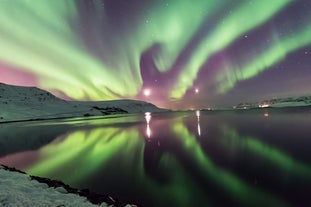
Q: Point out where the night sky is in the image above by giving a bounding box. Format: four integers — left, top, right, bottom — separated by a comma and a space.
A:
0, 0, 310, 109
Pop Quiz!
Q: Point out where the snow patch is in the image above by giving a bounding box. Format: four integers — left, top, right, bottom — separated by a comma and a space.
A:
0, 165, 138, 207
235, 95, 311, 109
0, 167, 108, 207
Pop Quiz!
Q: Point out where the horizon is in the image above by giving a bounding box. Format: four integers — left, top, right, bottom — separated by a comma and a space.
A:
0, 1, 310, 109
1, 81, 311, 111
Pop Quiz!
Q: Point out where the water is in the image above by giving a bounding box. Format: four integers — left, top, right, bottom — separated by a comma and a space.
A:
1, 109, 311, 207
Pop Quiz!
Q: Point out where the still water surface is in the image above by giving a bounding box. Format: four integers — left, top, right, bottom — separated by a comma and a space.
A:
0, 109, 311, 207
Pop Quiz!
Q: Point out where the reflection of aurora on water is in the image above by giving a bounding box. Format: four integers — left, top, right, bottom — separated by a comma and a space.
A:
1, 112, 310, 206
220, 126, 311, 179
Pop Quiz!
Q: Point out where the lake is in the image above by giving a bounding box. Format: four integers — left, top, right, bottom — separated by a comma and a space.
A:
1, 108, 311, 207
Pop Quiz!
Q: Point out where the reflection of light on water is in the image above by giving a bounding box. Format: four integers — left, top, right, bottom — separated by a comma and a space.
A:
264, 113, 269, 117
145, 112, 152, 138
145, 112, 151, 124
196, 110, 200, 117
146, 124, 151, 138
197, 123, 201, 137
196, 110, 201, 136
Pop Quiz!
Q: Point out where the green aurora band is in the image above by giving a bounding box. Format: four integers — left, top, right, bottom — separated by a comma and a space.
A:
0, 0, 310, 107
170, 0, 291, 98
0, 0, 217, 100
0, 0, 140, 99
216, 18, 311, 93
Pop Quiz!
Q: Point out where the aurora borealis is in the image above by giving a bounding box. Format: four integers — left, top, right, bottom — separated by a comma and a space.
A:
0, 0, 310, 109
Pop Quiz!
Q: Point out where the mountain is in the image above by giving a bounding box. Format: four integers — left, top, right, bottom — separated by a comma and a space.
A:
0, 83, 167, 123
235, 95, 311, 109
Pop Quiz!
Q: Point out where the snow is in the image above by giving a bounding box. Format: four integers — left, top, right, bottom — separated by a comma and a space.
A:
0, 83, 167, 123
268, 101, 311, 108
0, 166, 110, 207
235, 95, 311, 109
0, 83, 161, 206
0, 165, 137, 207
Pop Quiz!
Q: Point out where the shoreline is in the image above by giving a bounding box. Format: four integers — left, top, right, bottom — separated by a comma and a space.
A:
0, 164, 138, 207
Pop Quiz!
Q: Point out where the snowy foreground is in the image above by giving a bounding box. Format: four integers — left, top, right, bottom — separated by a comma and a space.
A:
0, 83, 167, 123
0, 165, 136, 207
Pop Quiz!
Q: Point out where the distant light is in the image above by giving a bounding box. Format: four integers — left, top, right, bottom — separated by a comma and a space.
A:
259, 104, 270, 108
264, 113, 269, 117
195, 88, 199, 94
144, 89, 151, 96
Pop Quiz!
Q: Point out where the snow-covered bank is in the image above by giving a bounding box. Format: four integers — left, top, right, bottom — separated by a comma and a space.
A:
0, 165, 136, 207
0, 83, 167, 123
234, 96, 311, 109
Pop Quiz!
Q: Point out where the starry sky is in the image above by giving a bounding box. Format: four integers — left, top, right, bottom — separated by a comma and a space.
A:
0, 0, 310, 109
